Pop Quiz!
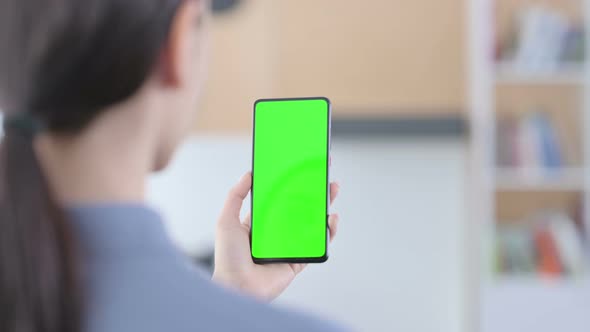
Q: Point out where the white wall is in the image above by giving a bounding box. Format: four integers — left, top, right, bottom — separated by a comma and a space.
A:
148, 136, 467, 332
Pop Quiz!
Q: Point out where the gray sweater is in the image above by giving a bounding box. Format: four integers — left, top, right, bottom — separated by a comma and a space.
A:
68, 204, 345, 332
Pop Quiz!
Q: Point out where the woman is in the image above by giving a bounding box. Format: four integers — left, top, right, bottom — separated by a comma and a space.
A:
0, 0, 343, 331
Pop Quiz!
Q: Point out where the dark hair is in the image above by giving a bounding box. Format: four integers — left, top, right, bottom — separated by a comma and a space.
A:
0, 1, 183, 331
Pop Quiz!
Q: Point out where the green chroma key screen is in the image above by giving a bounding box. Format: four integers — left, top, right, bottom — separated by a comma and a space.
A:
251, 97, 330, 262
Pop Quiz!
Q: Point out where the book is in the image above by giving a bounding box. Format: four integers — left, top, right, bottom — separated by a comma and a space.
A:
497, 226, 536, 275
496, 111, 566, 171
560, 27, 585, 63
548, 213, 585, 276
517, 113, 543, 170
534, 225, 563, 277
532, 112, 563, 170
496, 117, 517, 167
496, 210, 586, 278
501, 6, 583, 72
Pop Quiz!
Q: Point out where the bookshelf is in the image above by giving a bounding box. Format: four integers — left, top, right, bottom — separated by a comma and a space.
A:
468, 0, 590, 331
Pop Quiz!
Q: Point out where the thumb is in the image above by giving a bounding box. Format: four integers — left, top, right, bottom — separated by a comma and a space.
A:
219, 172, 252, 225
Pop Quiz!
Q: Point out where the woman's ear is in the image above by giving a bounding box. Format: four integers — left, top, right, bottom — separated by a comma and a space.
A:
159, 0, 202, 87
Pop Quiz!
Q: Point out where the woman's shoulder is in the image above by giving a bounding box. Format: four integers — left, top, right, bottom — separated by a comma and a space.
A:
68, 203, 347, 332
81, 251, 346, 332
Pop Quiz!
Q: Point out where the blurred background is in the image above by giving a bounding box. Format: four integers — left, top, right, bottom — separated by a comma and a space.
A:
151, 1, 467, 331
111, 0, 590, 331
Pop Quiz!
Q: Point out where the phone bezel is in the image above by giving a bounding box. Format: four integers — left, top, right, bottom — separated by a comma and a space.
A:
250, 97, 332, 264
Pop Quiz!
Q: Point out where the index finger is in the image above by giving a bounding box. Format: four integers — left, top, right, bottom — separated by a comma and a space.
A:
220, 172, 252, 221
329, 182, 340, 205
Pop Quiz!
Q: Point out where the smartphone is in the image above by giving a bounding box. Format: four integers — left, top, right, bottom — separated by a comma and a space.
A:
251, 97, 331, 264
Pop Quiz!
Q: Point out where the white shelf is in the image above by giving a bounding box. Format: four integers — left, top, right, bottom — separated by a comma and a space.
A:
495, 62, 585, 85
469, 1, 590, 331
495, 167, 585, 191
482, 279, 590, 332
488, 276, 589, 287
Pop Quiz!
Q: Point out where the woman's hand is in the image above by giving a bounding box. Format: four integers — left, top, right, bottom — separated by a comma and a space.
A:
212, 172, 340, 301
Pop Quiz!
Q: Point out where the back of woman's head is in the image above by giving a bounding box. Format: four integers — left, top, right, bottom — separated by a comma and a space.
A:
0, 1, 204, 331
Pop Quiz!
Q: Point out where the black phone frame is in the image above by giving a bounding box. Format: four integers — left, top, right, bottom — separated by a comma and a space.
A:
250, 97, 332, 264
